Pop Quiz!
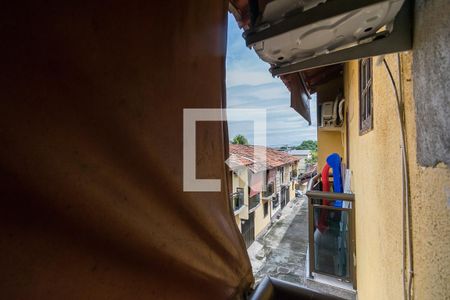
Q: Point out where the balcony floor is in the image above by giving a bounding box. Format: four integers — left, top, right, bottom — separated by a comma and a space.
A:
247, 196, 356, 300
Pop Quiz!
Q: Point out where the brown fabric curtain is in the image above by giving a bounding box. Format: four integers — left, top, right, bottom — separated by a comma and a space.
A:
0, 1, 253, 299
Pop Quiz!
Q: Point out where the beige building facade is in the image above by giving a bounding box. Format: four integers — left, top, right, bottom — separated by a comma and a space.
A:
229, 144, 298, 247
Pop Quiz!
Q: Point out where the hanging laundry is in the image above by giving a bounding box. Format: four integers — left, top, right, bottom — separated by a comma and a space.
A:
326, 153, 343, 207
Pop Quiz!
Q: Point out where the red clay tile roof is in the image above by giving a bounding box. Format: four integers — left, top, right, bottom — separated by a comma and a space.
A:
228, 144, 299, 173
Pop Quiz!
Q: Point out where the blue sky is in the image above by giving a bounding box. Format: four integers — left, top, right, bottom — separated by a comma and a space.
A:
226, 13, 317, 147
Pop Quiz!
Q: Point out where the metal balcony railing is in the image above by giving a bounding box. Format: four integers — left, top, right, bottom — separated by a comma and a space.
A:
250, 276, 344, 300
262, 182, 274, 198
272, 193, 280, 208
249, 194, 261, 212
230, 188, 244, 212
306, 175, 356, 290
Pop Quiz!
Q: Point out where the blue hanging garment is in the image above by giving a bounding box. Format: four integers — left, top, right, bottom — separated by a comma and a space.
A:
326, 153, 343, 207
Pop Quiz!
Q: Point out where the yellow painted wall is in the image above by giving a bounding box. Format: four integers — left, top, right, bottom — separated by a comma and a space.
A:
284, 165, 290, 184
254, 200, 270, 238
233, 168, 249, 220
235, 215, 241, 232
232, 162, 301, 238
344, 53, 450, 299
317, 130, 345, 171
316, 76, 346, 171
289, 164, 296, 199
232, 168, 270, 236
290, 181, 295, 200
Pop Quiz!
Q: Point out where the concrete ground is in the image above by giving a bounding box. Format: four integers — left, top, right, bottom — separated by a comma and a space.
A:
247, 196, 356, 300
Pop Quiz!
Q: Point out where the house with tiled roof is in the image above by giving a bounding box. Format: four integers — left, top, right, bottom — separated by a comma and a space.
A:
228, 144, 299, 247
287, 149, 312, 175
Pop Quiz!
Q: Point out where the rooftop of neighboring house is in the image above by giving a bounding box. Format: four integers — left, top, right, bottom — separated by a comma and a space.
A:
228, 144, 299, 173
287, 149, 311, 157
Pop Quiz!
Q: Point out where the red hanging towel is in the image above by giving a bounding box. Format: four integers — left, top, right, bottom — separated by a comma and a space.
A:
318, 163, 331, 233
321, 163, 331, 205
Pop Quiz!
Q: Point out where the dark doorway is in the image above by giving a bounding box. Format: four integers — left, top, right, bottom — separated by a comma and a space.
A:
281, 186, 289, 209
241, 212, 255, 248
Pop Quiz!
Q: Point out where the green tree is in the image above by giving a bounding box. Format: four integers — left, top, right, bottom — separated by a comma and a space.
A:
295, 140, 317, 151
231, 134, 249, 145
305, 151, 318, 165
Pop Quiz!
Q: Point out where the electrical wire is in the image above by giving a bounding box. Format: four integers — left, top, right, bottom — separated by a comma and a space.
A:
397, 54, 408, 300
383, 56, 414, 300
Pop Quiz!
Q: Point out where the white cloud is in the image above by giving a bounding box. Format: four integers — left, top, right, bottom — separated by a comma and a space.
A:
226, 70, 279, 87
226, 13, 317, 146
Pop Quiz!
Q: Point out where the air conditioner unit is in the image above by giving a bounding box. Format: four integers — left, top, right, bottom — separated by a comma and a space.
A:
244, 0, 412, 75
318, 97, 345, 129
